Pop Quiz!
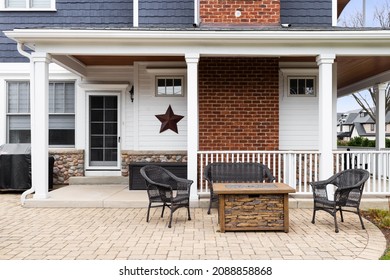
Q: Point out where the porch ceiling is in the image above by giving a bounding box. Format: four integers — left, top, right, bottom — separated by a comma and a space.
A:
337, 56, 390, 89
70, 54, 390, 95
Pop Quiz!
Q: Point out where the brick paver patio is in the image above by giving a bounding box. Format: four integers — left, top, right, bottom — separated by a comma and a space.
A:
0, 194, 386, 260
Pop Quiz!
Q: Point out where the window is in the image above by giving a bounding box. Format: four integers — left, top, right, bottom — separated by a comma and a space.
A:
7, 81, 31, 143
49, 82, 75, 146
6, 81, 75, 146
2, 0, 55, 10
288, 77, 316, 96
156, 76, 184, 96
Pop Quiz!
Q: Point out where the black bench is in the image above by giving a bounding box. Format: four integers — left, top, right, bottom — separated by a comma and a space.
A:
203, 162, 275, 214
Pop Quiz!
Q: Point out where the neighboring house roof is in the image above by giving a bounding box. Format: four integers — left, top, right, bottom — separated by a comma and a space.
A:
343, 112, 359, 124
337, 130, 353, 139
353, 122, 369, 137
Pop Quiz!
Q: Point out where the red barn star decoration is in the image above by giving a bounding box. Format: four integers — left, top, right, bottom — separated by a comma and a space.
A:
155, 105, 184, 134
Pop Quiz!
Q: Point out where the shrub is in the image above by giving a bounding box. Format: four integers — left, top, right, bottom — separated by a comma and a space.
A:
348, 136, 364, 146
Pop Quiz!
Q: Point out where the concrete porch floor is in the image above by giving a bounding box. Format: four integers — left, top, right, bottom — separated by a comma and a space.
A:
22, 184, 390, 210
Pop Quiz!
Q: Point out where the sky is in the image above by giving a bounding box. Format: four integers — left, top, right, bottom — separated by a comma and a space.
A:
336, 0, 387, 112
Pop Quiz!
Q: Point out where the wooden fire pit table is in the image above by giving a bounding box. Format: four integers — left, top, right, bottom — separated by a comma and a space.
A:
213, 183, 296, 233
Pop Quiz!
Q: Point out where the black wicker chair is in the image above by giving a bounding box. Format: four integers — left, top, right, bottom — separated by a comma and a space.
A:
310, 168, 370, 233
140, 165, 193, 228
204, 162, 276, 215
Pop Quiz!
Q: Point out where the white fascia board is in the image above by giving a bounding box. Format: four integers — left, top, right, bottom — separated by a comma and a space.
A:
4, 29, 390, 56
6, 29, 390, 41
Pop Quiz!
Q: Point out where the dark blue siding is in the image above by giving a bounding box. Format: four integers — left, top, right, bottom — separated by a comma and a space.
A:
0, 0, 133, 62
280, 0, 332, 27
139, 0, 194, 26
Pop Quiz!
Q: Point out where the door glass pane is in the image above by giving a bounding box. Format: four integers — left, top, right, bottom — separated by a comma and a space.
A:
91, 123, 103, 134
91, 136, 103, 148
105, 136, 117, 148
105, 149, 117, 162
105, 110, 117, 121
90, 149, 103, 161
104, 123, 117, 134
91, 96, 104, 109
91, 110, 103, 121
105, 96, 117, 108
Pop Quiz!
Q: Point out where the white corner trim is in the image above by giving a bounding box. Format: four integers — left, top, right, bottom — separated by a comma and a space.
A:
133, 0, 139, 27
332, 0, 338, 27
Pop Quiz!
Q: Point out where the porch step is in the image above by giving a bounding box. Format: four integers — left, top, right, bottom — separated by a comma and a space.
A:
68, 176, 128, 186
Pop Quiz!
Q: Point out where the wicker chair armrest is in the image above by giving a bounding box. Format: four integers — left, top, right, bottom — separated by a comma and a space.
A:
309, 180, 331, 200
263, 165, 276, 182
309, 180, 330, 189
309, 171, 340, 188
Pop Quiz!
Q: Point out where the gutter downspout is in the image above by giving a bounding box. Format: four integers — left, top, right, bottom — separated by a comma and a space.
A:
194, 0, 200, 27
17, 43, 34, 206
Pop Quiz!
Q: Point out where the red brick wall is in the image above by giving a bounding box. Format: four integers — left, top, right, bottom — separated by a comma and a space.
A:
199, 57, 279, 151
200, 0, 280, 25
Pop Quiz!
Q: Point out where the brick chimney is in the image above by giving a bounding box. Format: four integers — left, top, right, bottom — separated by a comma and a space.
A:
200, 0, 280, 25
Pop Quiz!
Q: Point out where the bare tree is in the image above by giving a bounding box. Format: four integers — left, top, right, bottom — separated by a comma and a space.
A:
338, 9, 364, 27
374, 0, 390, 28
340, 1, 390, 120
351, 85, 390, 122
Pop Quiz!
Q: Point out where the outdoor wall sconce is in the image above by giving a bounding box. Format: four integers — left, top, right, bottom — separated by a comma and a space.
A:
129, 86, 134, 102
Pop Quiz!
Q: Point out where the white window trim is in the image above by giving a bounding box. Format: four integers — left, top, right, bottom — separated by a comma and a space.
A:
280, 68, 319, 98
0, 0, 56, 11
155, 76, 186, 97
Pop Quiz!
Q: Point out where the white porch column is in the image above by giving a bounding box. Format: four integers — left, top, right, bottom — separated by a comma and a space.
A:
31, 52, 50, 199
317, 54, 335, 180
185, 53, 200, 201
376, 83, 387, 150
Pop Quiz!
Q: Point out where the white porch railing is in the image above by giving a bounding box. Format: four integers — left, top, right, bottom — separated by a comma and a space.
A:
198, 151, 320, 195
333, 149, 390, 194
198, 150, 390, 195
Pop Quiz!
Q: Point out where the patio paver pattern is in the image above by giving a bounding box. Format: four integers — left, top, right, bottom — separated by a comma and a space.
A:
0, 194, 386, 260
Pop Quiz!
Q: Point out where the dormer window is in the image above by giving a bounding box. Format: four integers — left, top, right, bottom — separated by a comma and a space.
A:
1, 0, 55, 10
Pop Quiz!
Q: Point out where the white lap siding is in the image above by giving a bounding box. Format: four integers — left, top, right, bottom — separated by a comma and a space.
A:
279, 68, 319, 150
136, 63, 187, 151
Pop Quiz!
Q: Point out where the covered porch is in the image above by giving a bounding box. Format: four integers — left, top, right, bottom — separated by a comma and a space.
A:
4, 28, 390, 204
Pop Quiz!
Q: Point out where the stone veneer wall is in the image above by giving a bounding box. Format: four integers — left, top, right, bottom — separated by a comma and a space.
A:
224, 194, 284, 230
49, 149, 84, 185
121, 151, 188, 176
